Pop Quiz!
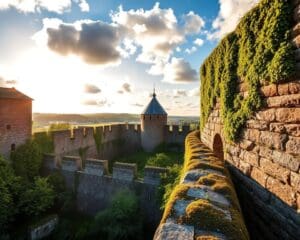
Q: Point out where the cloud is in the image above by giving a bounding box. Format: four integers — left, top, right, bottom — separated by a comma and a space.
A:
117, 90, 124, 94
111, 3, 204, 74
0, 0, 85, 14
194, 38, 204, 46
0, 76, 17, 87
82, 99, 107, 107
189, 87, 200, 96
77, 0, 89, 12
46, 21, 122, 65
132, 103, 143, 107
183, 11, 205, 34
209, 0, 258, 39
122, 83, 131, 93
163, 58, 198, 83
185, 46, 197, 54
174, 89, 187, 97
84, 84, 101, 94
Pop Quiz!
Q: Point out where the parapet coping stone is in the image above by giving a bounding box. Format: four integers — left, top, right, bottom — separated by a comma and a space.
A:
85, 158, 108, 165
62, 156, 81, 161
113, 162, 137, 170
144, 166, 168, 173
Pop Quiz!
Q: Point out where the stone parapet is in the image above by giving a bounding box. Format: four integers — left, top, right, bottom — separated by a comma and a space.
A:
154, 131, 249, 240
144, 166, 168, 185
112, 162, 137, 182
84, 159, 108, 176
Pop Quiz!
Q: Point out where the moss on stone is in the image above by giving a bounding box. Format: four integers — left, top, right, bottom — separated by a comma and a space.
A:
200, 0, 294, 141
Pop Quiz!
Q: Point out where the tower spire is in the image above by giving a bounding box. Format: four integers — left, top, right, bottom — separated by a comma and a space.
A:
153, 84, 156, 97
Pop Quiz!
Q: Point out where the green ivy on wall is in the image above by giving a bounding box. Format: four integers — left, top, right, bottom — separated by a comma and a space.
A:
200, 0, 295, 141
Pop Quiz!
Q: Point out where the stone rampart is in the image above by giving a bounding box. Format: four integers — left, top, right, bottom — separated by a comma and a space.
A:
200, 2, 300, 238
154, 131, 249, 240
43, 155, 167, 228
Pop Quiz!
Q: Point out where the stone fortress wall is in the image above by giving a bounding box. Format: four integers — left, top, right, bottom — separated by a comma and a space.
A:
41, 123, 192, 228
42, 123, 191, 167
44, 154, 168, 227
200, 1, 300, 238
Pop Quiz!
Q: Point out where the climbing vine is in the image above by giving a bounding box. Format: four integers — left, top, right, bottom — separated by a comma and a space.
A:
200, 0, 295, 141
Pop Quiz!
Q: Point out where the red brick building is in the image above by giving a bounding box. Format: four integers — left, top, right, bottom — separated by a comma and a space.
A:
0, 87, 32, 158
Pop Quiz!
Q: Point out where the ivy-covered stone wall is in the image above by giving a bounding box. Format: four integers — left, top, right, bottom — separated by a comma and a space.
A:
200, 0, 300, 239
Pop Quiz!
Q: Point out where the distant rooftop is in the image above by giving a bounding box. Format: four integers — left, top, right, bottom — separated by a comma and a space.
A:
142, 90, 167, 115
0, 87, 32, 100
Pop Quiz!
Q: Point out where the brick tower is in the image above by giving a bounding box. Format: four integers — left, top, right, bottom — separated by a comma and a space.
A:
141, 89, 167, 152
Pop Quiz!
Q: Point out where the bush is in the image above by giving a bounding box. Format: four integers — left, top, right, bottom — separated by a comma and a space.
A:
91, 190, 143, 240
49, 123, 71, 131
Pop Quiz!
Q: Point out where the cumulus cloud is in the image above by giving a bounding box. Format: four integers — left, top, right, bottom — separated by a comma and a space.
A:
163, 58, 198, 83
111, 3, 204, 76
84, 84, 101, 94
209, 0, 258, 39
183, 11, 205, 34
117, 90, 124, 94
0, 0, 90, 14
185, 46, 197, 54
35, 3, 201, 82
194, 38, 204, 46
46, 21, 122, 65
77, 0, 89, 12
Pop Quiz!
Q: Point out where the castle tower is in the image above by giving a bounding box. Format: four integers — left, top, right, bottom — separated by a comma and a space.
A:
141, 89, 167, 152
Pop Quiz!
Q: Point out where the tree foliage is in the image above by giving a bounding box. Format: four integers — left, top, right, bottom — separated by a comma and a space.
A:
11, 140, 42, 182
200, 0, 294, 141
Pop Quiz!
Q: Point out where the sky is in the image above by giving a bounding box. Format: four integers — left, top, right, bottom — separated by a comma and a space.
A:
0, 0, 258, 116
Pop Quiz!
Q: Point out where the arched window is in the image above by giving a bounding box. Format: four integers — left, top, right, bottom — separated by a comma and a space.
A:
213, 134, 224, 161
11, 144, 16, 152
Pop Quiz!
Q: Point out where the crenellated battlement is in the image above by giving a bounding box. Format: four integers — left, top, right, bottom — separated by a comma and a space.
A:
44, 154, 167, 185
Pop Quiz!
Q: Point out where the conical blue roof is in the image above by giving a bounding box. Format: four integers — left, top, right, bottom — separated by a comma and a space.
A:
142, 93, 167, 115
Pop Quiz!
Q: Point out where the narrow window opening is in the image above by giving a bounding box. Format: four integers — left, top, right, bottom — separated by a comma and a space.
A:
11, 144, 16, 151
6, 125, 11, 130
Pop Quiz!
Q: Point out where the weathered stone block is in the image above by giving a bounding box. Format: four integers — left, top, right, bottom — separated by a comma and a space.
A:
255, 109, 275, 122
260, 84, 277, 97
246, 120, 268, 130
30, 215, 58, 240
285, 124, 300, 137
144, 166, 168, 185
154, 222, 194, 240
243, 151, 259, 167
272, 150, 300, 172
289, 80, 300, 94
278, 83, 290, 96
285, 136, 300, 155
61, 156, 81, 172
266, 94, 300, 107
239, 161, 252, 176
266, 177, 296, 207
239, 139, 255, 151
84, 159, 108, 176
275, 108, 300, 123
269, 123, 286, 133
259, 131, 288, 151
250, 167, 268, 187
112, 162, 137, 182
260, 158, 290, 183
259, 146, 273, 159
291, 172, 300, 193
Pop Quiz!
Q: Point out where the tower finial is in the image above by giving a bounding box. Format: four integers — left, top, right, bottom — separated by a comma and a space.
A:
153, 83, 156, 97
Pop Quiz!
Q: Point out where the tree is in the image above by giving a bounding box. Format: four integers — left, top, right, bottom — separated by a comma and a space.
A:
11, 140, 42, 182
19, 177, 55, 217
0, 156, 21, 231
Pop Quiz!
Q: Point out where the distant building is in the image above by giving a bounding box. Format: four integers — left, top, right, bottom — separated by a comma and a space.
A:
141, 89, 167, 152
0, 87, 32, 158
